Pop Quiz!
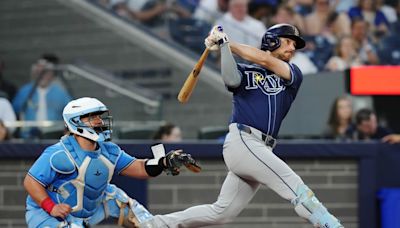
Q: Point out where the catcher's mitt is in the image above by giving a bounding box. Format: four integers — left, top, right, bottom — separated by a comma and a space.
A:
164, 150, 201, 176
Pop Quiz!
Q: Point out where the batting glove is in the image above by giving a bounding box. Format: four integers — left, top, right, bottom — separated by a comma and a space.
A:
204, 36, 219, 51
211, 25, 229, 46
204, 25, 229, 51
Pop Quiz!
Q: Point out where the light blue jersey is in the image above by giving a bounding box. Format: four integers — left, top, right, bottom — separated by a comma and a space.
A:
26, 135, 135, 226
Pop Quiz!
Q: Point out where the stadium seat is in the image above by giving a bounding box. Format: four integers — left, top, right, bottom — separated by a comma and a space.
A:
169, 18, 212, 53
40, 127, 66, 139
377, 36, 400, 65
198, 126, 229, 140
116, 126, 159, 140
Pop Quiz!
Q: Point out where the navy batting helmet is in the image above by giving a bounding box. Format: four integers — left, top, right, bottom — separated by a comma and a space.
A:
261, 23, 305, 51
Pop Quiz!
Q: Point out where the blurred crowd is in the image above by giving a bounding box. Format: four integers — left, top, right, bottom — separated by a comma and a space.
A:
0, 54, 72, 142
96, 0, 400, 73
324, 95, 393, 141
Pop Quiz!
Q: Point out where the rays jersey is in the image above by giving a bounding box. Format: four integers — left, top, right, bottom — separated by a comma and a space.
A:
229, 62, 303, 138
26, 135, 135, 218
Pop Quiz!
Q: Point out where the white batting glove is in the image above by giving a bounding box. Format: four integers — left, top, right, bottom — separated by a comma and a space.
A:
204, 25, 229, 51
210, 25, 229, 46
204, 36, 219, 51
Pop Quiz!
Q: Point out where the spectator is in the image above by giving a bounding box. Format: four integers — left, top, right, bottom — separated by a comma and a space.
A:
272, 4, 306, 34
215, 0, 266, 48
0, 120, 10, 141
304, 0, 333, 36
324, 95, 354, 140
12, 54, 72, 139
248, 0, 278, 27
348, 0, 390, 41
397, 0, 400, 19
321, 11, 351, 45
382, 134, 400, 144
193, 0, 229, 25
110, 0, 191, 26
334, 0, 356, 13
287, 0, 314, 16
347, 108, 392, 140
376, 0, 398, 23
0, 58, 17, 100
177, 0, 200, 13
290, 51, 318, 74
350, 18, 380, 64
0, 97, 17, 136
153, 122, 182, 142
325, 35, 362, 71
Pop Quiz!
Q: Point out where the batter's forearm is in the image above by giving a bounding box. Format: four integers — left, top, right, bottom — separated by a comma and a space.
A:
229, 42, 291, 81
221, 43, 241, 88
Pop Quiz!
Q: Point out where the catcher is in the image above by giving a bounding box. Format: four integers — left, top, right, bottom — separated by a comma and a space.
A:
23, 97, 200, 228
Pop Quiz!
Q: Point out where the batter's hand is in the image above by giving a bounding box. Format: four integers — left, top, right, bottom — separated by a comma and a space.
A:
205, 36, 219, 51
50, 203, 72, 219
205, 25, 229, 50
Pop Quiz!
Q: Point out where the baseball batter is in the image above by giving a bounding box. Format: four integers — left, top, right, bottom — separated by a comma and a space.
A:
141, 24, 343, 228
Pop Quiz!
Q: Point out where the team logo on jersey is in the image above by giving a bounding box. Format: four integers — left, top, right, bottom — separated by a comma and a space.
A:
244, 71, 285, 95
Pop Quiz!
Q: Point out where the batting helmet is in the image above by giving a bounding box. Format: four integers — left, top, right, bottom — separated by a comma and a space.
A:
261, 23, 305, 51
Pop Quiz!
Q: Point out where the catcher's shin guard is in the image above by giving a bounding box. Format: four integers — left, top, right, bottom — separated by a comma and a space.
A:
292, 184, 344, 228
105, 184, 153, 227
114, 198, 153, 228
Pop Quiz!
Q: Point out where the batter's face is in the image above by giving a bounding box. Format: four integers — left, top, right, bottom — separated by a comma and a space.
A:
272, 37, 296, 61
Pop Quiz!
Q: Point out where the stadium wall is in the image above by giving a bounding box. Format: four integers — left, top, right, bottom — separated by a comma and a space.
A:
1, 142, 399, 227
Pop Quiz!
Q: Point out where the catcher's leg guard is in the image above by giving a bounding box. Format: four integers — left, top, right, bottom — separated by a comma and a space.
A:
292, 184, 344, 228
105, 184, 153, 227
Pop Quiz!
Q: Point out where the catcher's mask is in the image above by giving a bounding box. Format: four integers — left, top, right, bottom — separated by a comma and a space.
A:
261, 23, 305, 52
63, 97, 113, 142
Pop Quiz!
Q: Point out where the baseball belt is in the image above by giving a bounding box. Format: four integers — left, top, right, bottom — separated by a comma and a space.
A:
237, 123, 277, 149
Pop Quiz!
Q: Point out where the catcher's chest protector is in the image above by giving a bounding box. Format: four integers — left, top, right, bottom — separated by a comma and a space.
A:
50, 136, 117, 218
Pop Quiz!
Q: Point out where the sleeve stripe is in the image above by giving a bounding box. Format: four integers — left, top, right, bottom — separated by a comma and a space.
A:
27, 172, 48, 188
117, 159, 136, 175
286, 63, 295, 86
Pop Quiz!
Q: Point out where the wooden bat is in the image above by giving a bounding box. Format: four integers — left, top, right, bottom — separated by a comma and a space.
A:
177, 48, 210, 104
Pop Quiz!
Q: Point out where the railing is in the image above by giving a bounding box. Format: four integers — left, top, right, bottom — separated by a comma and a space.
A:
57, 0, 225, 91
59, 63, 161, 109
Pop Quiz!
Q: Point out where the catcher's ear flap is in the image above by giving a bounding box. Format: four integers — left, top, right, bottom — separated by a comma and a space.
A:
261, 32, 281, 52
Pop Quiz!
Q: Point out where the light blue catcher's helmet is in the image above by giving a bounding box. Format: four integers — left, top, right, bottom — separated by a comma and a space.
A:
63, 97, 113, 142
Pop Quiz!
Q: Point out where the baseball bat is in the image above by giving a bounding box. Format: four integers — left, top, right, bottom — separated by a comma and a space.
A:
177, 48, 210, 104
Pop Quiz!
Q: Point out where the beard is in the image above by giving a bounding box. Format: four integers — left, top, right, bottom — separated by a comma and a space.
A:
276, 52, 293, 62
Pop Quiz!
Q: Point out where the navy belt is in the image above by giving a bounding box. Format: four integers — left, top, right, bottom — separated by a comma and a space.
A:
237, 124, 276, 148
